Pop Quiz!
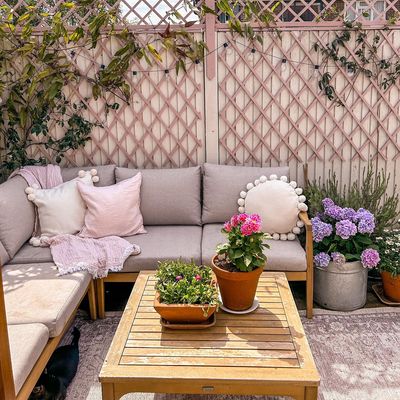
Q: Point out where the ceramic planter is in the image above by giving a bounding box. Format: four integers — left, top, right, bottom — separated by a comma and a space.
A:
211, 255, 263, 311
153, 292, 217, 323
314, 261, 368, 311
381, 271, 400, 302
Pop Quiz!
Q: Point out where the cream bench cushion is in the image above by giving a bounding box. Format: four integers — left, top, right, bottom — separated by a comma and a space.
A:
3, 263, 90, 337
8, 323, 49, 394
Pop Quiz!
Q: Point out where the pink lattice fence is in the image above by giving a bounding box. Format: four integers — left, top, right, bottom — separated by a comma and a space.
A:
4, 0, 400, 193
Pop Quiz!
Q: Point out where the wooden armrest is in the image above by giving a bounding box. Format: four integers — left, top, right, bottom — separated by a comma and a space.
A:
299, 211, 312, 231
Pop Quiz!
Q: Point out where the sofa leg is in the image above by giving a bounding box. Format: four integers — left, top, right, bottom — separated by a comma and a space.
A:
88, 280, 97, 320
306, 272, 313, 319
96, 279, 106, 319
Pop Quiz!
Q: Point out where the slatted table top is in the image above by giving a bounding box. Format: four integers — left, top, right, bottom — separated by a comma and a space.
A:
100, 271, 319, 398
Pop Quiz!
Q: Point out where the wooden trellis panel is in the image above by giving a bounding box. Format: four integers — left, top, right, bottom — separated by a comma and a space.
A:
28, 34, 206, 168
217, 30, 400, 193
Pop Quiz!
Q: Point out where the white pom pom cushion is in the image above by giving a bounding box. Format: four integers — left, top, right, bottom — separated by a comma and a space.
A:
238, 175, 307, 241
25, 171, 97, 240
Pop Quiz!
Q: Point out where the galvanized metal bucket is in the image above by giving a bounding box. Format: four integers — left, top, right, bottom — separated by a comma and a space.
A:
314, 261, 368, 311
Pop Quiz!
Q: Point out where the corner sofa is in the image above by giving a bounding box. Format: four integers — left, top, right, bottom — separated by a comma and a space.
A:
0, 162, 313, 400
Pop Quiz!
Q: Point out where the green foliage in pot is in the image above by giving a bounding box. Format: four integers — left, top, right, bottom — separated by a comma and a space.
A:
376, 229, 400, 277
305, 163, 399, 235
155, 260, 219, 305
216, 213, 269, 272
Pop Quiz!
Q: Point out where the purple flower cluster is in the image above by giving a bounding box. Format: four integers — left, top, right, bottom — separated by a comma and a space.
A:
311, 217, 333, 242
331, 252, 346, 265
314, 252, 331, 268
355, 209, 375, 234
335, 219, 357, 239
361, 248, 380, 269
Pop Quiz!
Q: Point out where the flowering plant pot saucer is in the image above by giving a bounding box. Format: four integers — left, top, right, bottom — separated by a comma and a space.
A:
160, 313, 216, 330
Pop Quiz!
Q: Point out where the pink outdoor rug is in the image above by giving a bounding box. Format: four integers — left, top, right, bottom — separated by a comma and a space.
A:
63, 308, 400, 400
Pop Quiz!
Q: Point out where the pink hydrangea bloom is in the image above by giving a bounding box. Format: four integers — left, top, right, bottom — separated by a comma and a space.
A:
230, 215, 240, 227
224, 222, 232, 232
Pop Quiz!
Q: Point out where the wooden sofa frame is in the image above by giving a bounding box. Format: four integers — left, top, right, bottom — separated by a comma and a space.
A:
96, 211, 314, 320
0, 272, 97, 400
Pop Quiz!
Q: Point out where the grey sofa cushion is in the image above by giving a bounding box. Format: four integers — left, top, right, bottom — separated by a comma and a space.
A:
120, 226, 202, 272
116, 167, 201, 225
202, 163, 290, 224
8, 243, 52, 265
201, 224, 306, 272
61, 165, 116, 186
3, 263, 91, 337
8, 323, 49, 394
0, 176, 35, 261
0, 242, 10, 266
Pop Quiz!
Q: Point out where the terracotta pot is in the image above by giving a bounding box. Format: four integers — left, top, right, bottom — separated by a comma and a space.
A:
211, 255, 263, 311
381, 271, 400, 302
153, 292, 217, 323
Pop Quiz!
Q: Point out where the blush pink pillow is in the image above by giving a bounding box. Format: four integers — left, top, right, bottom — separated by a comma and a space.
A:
77, 174, 146, 238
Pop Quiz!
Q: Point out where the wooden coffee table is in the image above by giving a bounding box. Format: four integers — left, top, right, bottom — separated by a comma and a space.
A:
99, 271, 320, 400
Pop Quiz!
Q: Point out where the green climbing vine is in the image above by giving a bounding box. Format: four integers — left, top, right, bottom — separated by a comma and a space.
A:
0, 0, 277, 178
314, 17, 400, 106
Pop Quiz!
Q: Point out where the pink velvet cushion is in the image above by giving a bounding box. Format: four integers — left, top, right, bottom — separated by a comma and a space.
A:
77, 174, 146, 238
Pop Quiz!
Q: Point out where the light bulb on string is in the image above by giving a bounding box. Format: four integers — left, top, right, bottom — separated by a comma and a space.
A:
313, 64, 320, 78
346, 64, 355, 77
281, 58, 287, 72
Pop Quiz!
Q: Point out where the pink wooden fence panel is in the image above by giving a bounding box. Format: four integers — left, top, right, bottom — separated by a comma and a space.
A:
3, 0, 400, 195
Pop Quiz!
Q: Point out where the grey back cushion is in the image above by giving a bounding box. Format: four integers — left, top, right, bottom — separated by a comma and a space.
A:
0, 176, 35, 263
202, 163, 290, 223
61, 165, 116, 186
116, 166, 202, 226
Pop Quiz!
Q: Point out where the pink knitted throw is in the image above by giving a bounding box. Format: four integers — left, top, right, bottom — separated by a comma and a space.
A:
9, 164, 63, 188
44, 235, 140, 278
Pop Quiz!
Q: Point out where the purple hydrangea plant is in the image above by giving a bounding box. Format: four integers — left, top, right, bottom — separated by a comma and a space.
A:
312, 198, 379, 269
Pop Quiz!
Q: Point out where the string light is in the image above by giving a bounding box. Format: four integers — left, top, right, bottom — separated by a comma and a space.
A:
281, 58, 287, 71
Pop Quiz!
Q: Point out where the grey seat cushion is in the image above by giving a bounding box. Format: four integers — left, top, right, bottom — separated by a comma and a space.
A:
0, 176, 35, 265
201, 224, 307, 272
3, 263, 91, 337
115, 167, 201, 225
8, 243, 52, 265
202, 163, 290, 224
121, 226, 202, 272
61, 165, 116, 186
8, 323, 49, 394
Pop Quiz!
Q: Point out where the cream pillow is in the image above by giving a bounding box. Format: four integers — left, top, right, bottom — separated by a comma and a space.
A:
237, 175, 307, 241
26, 170, 99, 244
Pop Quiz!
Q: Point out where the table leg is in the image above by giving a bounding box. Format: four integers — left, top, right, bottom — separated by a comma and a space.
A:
305, 386, 318, 400
101, 383, 116, 400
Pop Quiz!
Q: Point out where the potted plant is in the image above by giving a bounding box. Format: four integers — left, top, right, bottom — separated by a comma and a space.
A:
154, 260, 219, 323
312, 198, 380, 311
212, 213, 269, 311
376, 229, 400, 302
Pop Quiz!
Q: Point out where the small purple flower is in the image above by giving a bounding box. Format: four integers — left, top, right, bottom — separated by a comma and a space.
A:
335, 219, 357, 239
322, 198, 335, 209
325, 205, 344, 220
340, 207, 357, 222
331, 252, 346, 265
311, 217, 333, 242
361, 248, 380, 269
175, 275, 183, 281
314, 252, 331, 268
355, 208, 374, 222
312, 217, 333, 242
358, 217, 375, 234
